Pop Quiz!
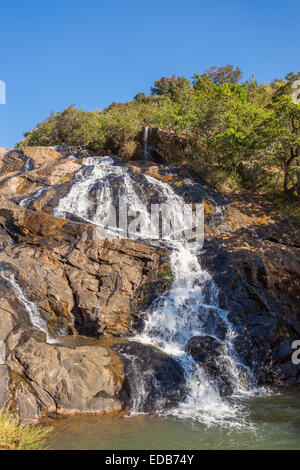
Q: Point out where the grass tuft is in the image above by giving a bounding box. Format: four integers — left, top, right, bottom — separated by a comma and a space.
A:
0, 409, 52, 451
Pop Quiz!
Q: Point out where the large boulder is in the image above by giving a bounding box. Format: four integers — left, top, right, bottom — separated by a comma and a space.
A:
134, 127, 188, 163
5, 329, 124, 424
114, 341, 186, 412
21, 146, 61, 168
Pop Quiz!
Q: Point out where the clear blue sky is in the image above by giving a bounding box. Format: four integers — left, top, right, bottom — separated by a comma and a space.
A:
0, 0, 299, 147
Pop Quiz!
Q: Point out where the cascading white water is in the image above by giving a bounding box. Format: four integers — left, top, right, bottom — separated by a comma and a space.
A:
135, 245, 253, 427
55, 157, 151, 238
0, 271, 55, 344
143, 126, 152, 161
53, 156, 257, 427
54, 156, 188, 242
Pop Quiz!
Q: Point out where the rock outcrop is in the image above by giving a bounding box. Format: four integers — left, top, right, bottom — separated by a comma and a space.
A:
134, 127, 188, 163
0, 197, 166, 337
0, 149, 172, 422
185, 335, 249, 396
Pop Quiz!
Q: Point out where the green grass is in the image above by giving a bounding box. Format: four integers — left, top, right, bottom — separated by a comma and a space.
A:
0, 409, 52, 450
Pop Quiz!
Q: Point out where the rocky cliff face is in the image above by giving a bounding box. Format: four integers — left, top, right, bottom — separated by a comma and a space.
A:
0, 144, 299, 424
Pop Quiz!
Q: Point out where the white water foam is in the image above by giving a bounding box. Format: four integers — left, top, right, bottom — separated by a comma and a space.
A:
54, 156, 189, 243
54, 157, 146, 232
19, 188, 47, 208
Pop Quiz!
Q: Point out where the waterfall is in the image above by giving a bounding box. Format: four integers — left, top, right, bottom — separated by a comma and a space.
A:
0, 271, 55, 344
53, 156, 256, 427
143, 126, 152, 161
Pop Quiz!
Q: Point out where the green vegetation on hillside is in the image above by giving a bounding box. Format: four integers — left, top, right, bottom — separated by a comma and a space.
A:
18, 65, 300, 206
0, 409, 52, 450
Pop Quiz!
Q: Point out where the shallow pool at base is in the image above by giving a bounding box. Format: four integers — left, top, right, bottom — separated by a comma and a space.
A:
46, 391, 300, 450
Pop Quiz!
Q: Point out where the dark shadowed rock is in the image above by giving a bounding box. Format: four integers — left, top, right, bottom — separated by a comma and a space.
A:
185, 335, 235, 396
185, 335, 226, 363
201, 222, 300, 387
134, 127, 188, 163
114, 341, 186, 412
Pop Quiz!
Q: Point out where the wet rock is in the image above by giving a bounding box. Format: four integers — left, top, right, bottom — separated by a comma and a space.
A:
0, 279, 28, 341
134, 127, 187, 163
114, 341, 186, 412
0, 341, 5, 364
0, 150, 30, 179
185, 335, 234, 396
0, 227, 14, 250
0, 365, 9, 408
49, 145, 95, 159
0, 143, 298, 424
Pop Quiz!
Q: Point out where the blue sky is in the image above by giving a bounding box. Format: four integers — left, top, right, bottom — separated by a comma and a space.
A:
0, 0, 299, 147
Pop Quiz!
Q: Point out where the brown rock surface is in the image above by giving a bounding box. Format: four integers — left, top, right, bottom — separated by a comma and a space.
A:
21, 146, 61, 168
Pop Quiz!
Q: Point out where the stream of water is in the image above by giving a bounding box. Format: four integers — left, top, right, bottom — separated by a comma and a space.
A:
143, 126, 152, 161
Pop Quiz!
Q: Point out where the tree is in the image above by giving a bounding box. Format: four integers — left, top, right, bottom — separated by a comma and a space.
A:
151, 75, 190, 97
133, 92, 150, 103
204, 65, 243, 85
267, 95, 300, 197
